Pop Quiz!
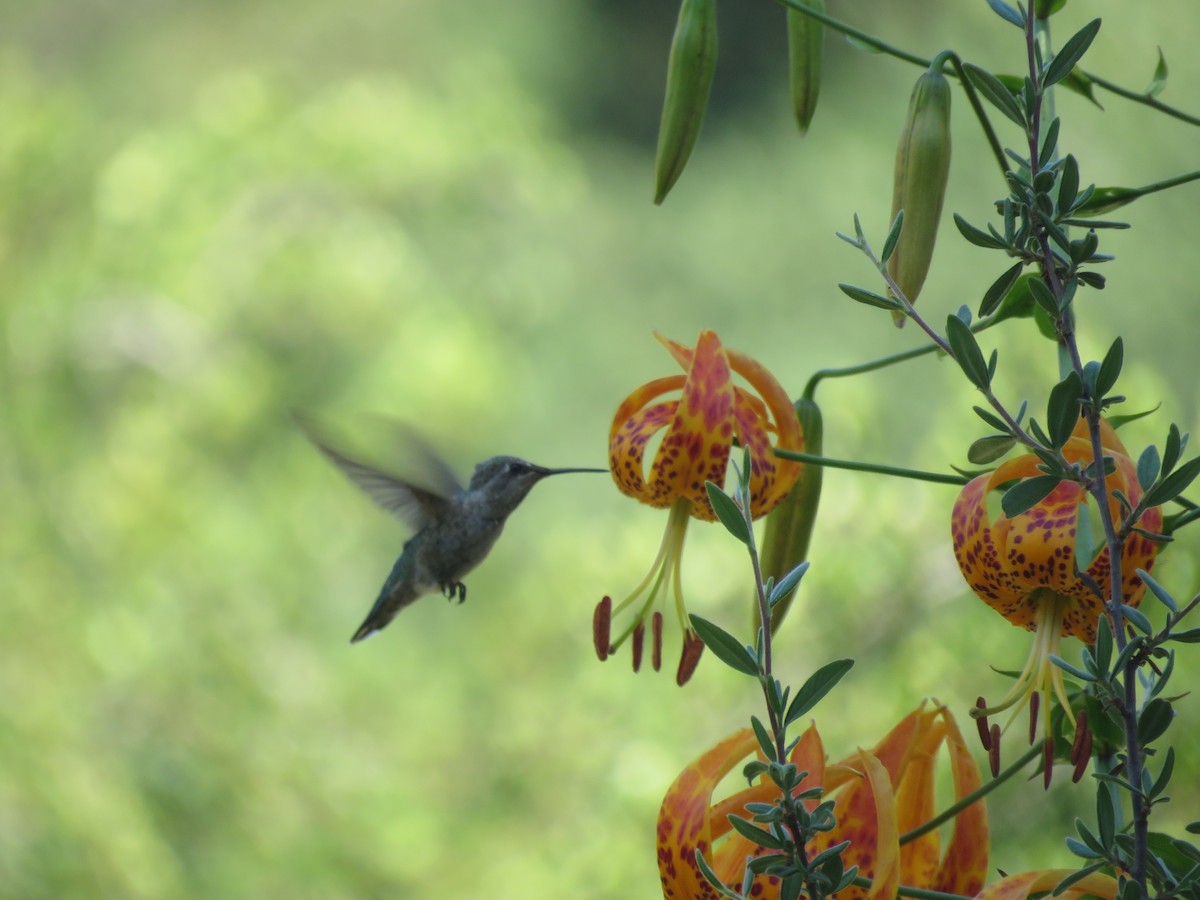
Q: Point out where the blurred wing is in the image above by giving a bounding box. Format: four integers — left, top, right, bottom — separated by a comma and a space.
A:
295, 413, 457, 531
369, 415, 463, 500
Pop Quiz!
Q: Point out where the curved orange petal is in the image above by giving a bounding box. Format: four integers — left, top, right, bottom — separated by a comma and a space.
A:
728, 347, 804, 515
895, 719, 942, 889
658, 728, 757, 899
934, 708, 988, 896
610, 375, 686, 504
814, 749, 900, 900
648, 331, 736, 520
973, 870, 1118, 900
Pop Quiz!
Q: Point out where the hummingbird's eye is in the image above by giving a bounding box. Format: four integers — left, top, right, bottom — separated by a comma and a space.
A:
507, 461, 526, 475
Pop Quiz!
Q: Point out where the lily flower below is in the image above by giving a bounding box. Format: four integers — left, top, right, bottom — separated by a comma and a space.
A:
657, 703, 989, 898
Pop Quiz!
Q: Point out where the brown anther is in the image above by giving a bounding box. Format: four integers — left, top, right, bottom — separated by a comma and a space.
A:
988, 724, 1001, 777
631, 621, 645, 673
593, 597, 612, 662
651, 611, 664, 672
676, 630, 705, 686
1042, 736, 1054, 790
1069, 709, 1090, 765
1028, 691, 1040, 745
1072, 726, 1093, 783
975, 697, 991, 751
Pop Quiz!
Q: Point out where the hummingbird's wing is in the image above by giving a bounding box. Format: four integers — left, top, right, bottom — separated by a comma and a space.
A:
295, 413, 460, 532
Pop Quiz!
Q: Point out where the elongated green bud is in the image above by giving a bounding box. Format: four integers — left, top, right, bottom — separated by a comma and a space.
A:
759, 398, 823, 635
786, 0, 824, 135
653, 0, 718, 205
888, 65, 952, 326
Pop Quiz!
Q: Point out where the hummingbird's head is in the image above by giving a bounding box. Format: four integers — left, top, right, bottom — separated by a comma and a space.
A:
469, 456, 607, 517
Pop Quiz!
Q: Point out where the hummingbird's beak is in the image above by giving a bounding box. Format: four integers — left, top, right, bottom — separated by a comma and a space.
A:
534, 466, 610, 477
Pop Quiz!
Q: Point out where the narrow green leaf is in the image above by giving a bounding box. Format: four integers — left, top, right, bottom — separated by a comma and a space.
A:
1097, 786, 1117, 846
769, 561, 811, 607
1040, 117, 1061, 164
1170, 627, 1200, 643
694, 849, 743, 899
945, 314, 991, 389
1162, 423, 1184, 475
1138, 697, 1174, 744
1136, 568, 1178, 613
1106, 405, 1161, 431
1122, 603, 1154, 636
1027, 277, 1060, 316
1136, 445, 1161, 492
1095, 615, 1113, 673
953, 212, 1009, 250
968, 434, 1017, 465
1096, 337, 1123, 398
1146, 47, 1169, 99
1047, 372, 1083, 449
838, 283, 903, 311
785, 658, 854, 726
1043, 19, 1102, 89
1060, 68, 1103, 108
979, 262, 1025, 317
1058, 153, 1080, 211
1001, 475, 1062, 518
973, 405, 1010, 432
688, 614, 759, 676
1048, 654, 1096, 682
751, 715, 777, 763
963, 63, 1027, 126
880, 209, 904, 263
1144, 455, 1200, 507
1072, 500, 1098, 572
1149, 746, 1175, 800
985, 0, 1025, 27
705, 481, 750, 545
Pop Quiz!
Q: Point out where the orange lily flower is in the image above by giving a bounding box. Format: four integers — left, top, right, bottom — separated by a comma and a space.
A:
951, 418, 1162, 739
597, 330, 803, 684
973, 869, 1119, 900
657, 703, 988, 898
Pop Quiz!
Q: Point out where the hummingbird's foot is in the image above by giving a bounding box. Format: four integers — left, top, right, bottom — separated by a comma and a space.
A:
441, 581, 467, 604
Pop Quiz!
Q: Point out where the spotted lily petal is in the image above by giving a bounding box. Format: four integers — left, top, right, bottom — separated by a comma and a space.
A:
657, 728, 758, 898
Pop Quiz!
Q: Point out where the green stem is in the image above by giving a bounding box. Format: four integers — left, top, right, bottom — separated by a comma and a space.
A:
803, 314, 1002, 400
899, 742, 1042, 845
774, 449, 969, 486
1082, 69, 1200, 128
768, 0, 928, 65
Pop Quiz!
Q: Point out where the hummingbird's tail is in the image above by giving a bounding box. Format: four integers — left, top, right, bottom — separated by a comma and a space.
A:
349, 584, 422, 643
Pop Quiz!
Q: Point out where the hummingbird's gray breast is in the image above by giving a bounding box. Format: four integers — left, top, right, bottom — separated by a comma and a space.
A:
416, 512, 506, 586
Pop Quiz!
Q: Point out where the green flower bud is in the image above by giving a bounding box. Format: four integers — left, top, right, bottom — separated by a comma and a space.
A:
888, 65, 952, 326
653, 0, 718, 205
786, 0, 824, 136
759, 398, 823, 634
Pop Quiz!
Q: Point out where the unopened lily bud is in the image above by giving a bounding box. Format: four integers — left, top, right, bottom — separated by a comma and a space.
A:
653, 0, 718, 205
786, 0, 824, 135
888, 64, 952, 326
759, 397, 821, 634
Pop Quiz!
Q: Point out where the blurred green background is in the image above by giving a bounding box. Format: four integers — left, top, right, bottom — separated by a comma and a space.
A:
3, 1, 1198, 896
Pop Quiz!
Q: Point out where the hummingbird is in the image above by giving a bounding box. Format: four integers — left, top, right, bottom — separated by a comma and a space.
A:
297, 415, 607, 643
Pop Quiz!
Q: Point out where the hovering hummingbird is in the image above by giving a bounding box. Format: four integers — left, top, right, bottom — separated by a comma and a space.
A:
297, 415, 607, 643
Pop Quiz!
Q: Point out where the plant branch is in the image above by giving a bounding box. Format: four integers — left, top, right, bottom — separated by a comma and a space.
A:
774, 449, 969, 486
